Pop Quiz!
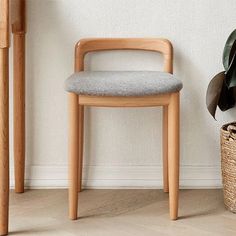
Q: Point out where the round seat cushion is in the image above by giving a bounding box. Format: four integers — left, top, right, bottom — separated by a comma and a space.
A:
65, 71, 183, 96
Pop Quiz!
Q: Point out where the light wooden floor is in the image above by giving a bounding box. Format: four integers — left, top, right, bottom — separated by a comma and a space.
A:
9, 189, 236, 236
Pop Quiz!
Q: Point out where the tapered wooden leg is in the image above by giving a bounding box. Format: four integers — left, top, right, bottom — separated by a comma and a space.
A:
167, 92, 180, 220
163, 105, 169, 193
13, 33, 25, 193
78, 105, 84, 192
68, 93, 79, 220
0, 48, 9, 236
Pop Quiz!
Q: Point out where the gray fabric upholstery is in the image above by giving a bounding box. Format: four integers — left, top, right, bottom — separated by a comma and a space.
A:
65, 71, 183, 96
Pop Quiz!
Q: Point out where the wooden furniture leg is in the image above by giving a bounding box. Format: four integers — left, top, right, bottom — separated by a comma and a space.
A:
68, 93, 79, 220
12, 0, 26, 194
163, 105, 169, 193
0, 48, 9, 236
168, 92, 180, 220
78, 105, 84, 192
13, 33, 25, 193
0, 1, 9, 235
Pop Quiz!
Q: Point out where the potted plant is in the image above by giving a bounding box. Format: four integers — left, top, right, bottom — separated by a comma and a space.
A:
206, 29, 236, 212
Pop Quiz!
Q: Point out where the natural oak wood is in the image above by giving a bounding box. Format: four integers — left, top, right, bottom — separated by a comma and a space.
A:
74, 43, 84, 193
79, 94, 170, 107
74, 38, 173, 195
0, 1, 9, 235
68, 38, 180, 220
11, 0, 26, 34
13, 33, 25, 193
0, 0, 9, 48
78, 105, 84, 192
163, 106, 169, 193
11, 0, 26, 194
0, 48, 9, 236
0, 1, 26, 234
75, 38, 173, 72
68, 93, 80, 220
167, 92, 180, 220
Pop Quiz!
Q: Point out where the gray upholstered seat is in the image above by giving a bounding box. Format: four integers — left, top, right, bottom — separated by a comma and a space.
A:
65, 71, 183, 96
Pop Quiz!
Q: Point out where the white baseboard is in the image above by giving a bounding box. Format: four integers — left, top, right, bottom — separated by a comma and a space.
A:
10, 165, 222, 189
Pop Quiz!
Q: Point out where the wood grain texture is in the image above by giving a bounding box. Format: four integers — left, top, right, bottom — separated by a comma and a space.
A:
13, 33, 25, 193
0, 0, 9, 48
69, 38, 179, 220
75, 37, 174, 194
79, 94, 171, 107
68, 93, 80, 220
11, 0, 26, 194
0, 48, 9, 236
74, 42, 85, 193
78, 105, 84, 192
163, 106, 169, 193
9, 189, 236, 236
167, 92, 180, 220
11, 0, 26, 34
75, 38, 173, 72
0, 3, 9, 235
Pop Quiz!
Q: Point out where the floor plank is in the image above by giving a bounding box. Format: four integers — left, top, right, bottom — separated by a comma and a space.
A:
9, 189, 236, 235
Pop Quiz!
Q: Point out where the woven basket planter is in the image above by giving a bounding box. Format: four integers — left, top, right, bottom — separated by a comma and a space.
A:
221, 122, 236, 213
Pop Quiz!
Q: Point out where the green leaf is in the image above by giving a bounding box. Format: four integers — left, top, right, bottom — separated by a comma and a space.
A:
223, 29, 236, 70
226, 51, 236, 88
218, 80, 235, 112
206, 71, 225, 119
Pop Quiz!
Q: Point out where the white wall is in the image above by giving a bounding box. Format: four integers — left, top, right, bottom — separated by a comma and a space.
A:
9, 0, 236, 188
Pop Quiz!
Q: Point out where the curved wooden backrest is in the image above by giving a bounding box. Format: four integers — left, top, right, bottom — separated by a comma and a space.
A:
75, 38, 173, 73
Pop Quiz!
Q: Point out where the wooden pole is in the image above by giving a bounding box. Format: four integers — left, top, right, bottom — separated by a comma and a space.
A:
78, 105, 84, 192
168, 92, 180, 220
163, 40, 173, 193
12, 0, 26, 193
13, 33, 25, 193
0, 49, 9, 236
163, 106, 169, 193
68, 93, 79, 220
0, 0, 9, 234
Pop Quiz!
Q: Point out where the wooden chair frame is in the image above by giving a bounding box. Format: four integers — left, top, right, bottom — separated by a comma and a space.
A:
68, 38, 180, 221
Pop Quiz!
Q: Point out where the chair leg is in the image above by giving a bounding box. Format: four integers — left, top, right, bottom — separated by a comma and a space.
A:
163, 105, 169, 193
167, 92, 180, 220
68, 93, 80, 220
13, 33, 25, 194
0, 48, 9, 236
78, 105, 84, 192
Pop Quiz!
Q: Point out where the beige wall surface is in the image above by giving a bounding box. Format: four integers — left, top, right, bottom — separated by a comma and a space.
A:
9, 0, 236, 188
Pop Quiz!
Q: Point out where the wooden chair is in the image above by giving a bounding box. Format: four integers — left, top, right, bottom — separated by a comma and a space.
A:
65, 38, 182, 221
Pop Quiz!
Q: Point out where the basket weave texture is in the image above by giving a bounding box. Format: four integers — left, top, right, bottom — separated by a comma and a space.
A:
221, 122, 236, 213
